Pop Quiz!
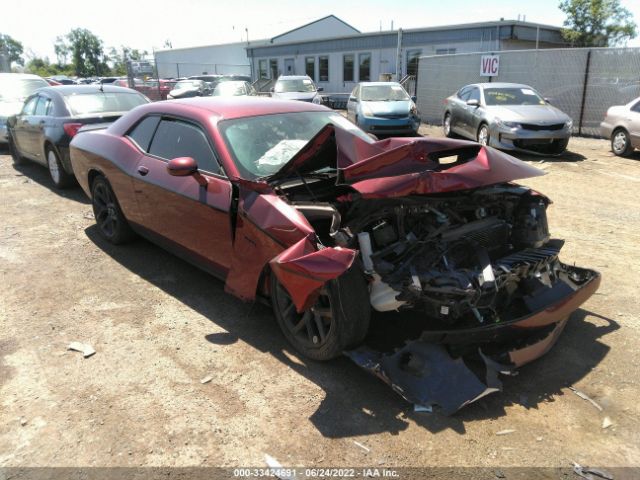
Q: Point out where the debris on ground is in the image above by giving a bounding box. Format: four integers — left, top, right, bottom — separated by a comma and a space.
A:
67, 342, 96, 358
572, 462, 614, 480
414, 404, 433, 413
264, 454, 295, 480
569, 387, 603, 411
494, 469, 506, 479
20, 417, 27, 426
496, 429, 516, 436
602, 417, 613, 429
353, 440, 370, 453
200, 376, 213, 384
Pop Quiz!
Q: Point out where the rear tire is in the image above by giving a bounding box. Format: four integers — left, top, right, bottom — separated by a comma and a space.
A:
477, 123, 490, 146
611, 128, 634, 157
271, 265, 370, 361
46, 146, 74, 189
91, 175, 136, 245
7, 134, 24, 166
443, 113, 454, 138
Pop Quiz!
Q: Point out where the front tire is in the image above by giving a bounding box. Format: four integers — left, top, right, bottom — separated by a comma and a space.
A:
270, 266, 370, 361
91, 175, 136, 245
443, 113, 453, 138
477, 123, 490, 146
46, 146, 74, 189
611, 128, 634, 157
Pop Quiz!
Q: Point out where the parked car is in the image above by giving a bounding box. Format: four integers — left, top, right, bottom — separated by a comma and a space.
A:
601, 97, 640, 156
271, 75, 323, 103
6, 85, 149, 188
145, 79, 177, 100
188, 74, 251, 92
50, 75, 76, 85
69, 97, 599, 412
0, 73, 49, 143
167, 79, 210, 99
443, 82, 573, 155
346, 82, 420, 136
211, 80, 257, 97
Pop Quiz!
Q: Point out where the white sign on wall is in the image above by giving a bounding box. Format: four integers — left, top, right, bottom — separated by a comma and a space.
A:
480, 55, 500, 77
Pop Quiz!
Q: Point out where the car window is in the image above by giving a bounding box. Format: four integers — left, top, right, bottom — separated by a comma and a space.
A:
148, 119, 220, 174
127, 115, 160, 152
484, 87, 546, 106
22, 96, 38, 115
468, 87, 481, 103
65, 92, 148, 115
361, 84, 410, 101
350, 86, 358, 98
34, 96, 51, 116
457, 87, 472, 101
631, 101, 640, 113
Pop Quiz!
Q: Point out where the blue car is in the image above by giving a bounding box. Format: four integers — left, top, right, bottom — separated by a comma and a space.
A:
346, 82, 420, 136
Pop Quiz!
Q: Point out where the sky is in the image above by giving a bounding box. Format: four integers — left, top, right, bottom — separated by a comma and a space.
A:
4, 0, 640, 61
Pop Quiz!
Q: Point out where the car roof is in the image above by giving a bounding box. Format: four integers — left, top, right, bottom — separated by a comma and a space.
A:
358, 81, 403, 87
37, 85, 142, 96
156, 96, 328, 120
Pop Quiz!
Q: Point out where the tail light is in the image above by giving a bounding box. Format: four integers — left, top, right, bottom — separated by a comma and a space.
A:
63, 122, 83, 137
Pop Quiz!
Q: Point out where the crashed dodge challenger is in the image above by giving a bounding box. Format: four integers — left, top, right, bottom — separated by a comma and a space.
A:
70, 98, 600, 413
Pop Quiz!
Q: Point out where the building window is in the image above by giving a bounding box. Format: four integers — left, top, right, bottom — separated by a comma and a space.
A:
258, 60, 267, 79
343, 54, 354, 82
319, 56, 329, 82
305, 57, 315, 81
435, 48, 456, 55
358, 53, 371, 81
406, 49, 422, 76
269, 59, 278, 79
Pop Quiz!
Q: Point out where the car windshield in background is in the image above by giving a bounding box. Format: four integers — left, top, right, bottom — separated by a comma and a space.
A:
219, 111, 374, 179
274, 79, 316, 93
213, 82, 246, 96
0, 78, 48, 101
361, 84, 410, 102
174, 81, 200, 90
65, 92, 148, 115
484, 87, 546, 106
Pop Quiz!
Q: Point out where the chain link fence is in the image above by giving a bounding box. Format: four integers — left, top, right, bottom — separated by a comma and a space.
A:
416, 47, 640, 137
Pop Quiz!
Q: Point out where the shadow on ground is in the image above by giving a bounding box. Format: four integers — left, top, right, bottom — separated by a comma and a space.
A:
84, 224, 616, 439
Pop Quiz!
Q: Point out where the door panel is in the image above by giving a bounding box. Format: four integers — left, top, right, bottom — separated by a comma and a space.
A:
462, 87, 482, 137
628, 102, 640, 147
13, 96, 38, 155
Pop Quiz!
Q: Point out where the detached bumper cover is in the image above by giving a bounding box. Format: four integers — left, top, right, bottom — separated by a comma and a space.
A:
347, 267, 600, 414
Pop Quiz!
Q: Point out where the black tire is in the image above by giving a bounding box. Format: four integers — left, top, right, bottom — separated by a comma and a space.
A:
91, 175, 136, 245
271, 265, 370, 361
46, 146, 74, 189
477, 123, 490, 146
7, 134, 24, 166
611, 128, 634, 157
443, 113, 454, 138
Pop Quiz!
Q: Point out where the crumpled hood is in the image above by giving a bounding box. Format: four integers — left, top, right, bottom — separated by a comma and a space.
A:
265, 124, 544, 197
363, 99, 412, 116
272, 91, 317, 102
488, 104, 570, 124
0, 100, 25, 118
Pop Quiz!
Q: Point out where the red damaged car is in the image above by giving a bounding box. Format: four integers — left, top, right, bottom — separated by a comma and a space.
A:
70, 98, 600, 413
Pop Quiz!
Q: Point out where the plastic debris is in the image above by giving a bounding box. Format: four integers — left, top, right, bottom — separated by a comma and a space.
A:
572, 462, 614, 480
414, 404, 433, 413
496, 429, 516, 436
602, 417, 613, 429
200, 376, 213, 384
353, 440, 370, 453
569, 387, 603, 411
67, 342, 96, 358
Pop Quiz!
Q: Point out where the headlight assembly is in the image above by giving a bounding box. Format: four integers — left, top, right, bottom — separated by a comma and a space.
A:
312, 95, 321, 105
566, 119, 573, 129
495, 118, 519, 129
361, 103, 375, 117
410, 102, 418, 115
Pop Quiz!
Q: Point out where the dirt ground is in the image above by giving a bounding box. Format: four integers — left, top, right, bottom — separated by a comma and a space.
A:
1, 125, 639, 474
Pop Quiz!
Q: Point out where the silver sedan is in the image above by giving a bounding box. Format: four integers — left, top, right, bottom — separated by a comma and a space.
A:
601, 97, 640, 156
443, 82, 573, 155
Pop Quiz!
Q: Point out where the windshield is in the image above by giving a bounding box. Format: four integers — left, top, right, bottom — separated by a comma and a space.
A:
65, 92, 148, 115
361, 84, 410, 102
220, 111, 374, 179
274, 78, 316, 93
0, 78, 48, 101
484, 87, 546, 106
174, 81, 200, 90
213, 82, 246, 96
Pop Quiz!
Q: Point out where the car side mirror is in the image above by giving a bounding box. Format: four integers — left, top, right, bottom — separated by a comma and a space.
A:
349, 96, 358, 103
544, 98, 551, 104
411, 95, 417, 102
466, 99, 480, 107
270, 87, 275, 93
316, 86, 324, 92
167, 157, 198, 176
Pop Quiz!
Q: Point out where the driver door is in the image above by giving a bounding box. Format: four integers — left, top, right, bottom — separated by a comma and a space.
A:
462, 87, 482, 137
131, 116, 234, 276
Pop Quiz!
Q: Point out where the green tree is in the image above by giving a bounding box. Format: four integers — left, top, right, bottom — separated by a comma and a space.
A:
108, 46, 149, 76
54, 35, 70, 65
0, 33, 24, 66
65, 28, 109, 77
559, 0, 637, 46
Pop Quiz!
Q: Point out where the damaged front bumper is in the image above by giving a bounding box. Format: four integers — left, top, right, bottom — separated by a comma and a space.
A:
346, 265, 601, 414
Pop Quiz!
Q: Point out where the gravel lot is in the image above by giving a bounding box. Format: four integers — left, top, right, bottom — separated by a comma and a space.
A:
1, 125, 639, 473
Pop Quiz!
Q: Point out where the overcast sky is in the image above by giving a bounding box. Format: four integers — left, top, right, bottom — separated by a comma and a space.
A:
4, 0, 640, 61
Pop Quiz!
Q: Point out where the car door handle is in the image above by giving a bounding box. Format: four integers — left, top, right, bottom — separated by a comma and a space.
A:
137, 166, 149, 176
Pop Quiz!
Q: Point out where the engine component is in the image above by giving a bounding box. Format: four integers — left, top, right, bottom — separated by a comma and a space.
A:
357, 232, 374, 272
512, 199, 550, 248
370, 274, 407, 312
